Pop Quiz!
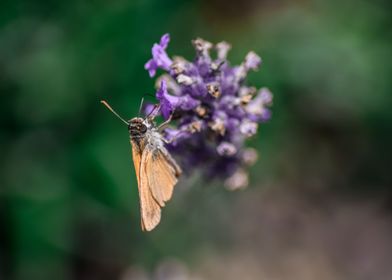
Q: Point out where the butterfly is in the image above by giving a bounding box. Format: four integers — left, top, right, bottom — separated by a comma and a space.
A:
101, 100, 182, 231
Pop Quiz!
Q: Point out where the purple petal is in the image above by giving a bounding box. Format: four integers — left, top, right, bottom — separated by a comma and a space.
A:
156, 80, 174, 119
145, 34, 173, 77
244, 51, 262, 70
179, 95, 200, 110
259, 87, 273, 104
159, 33, 170, 49
217, 142, 237, 156
245, 87, 273, 120
224, 168, 249, 190
260, 108, 272, 122
240, 121, 258, 137
216, 41, 231, 60
152, 43, 172, 71
144, 59, 157, 77
225, 118, 240, 131
156, 80, 200, 119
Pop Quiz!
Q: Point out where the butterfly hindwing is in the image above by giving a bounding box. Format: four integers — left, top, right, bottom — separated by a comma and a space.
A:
146, 148, 181, 207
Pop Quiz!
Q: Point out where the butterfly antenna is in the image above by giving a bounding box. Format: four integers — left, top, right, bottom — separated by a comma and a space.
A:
146, 104, 162, 120
138, 97, 145, 117
100, 100, 129, 125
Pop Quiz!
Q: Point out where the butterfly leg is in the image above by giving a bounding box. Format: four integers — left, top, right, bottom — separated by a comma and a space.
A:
157, 114, 173, 132
162, 129, 196, 146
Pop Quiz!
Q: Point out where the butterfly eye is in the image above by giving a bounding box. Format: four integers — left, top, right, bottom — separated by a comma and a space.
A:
140, 125, 147, 133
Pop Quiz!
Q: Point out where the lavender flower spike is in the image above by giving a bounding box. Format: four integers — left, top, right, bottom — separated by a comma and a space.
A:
145, 34, 273, 187
144, 33, 173, 77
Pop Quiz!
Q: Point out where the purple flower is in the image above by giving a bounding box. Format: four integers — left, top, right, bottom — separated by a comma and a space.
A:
144, 34, 173, 77
240, 121, 258, 137
155, 80, 174, 119
246, 87, 273, 122
145, 34, 273, 186
224, 168, 249, 190
217, 142, 237, 156
156, 80, 200, 119
244, 51, 262, 70
216, 41, 231, 60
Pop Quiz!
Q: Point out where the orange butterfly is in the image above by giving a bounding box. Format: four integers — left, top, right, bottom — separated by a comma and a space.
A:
101, 100, 181, 231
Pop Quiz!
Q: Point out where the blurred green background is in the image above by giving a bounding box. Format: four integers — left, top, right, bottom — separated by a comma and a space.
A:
1, 0, 392, 279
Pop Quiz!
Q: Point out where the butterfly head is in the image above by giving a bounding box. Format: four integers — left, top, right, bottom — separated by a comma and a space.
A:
100, 100, 152, 139
128, 117, 148, 138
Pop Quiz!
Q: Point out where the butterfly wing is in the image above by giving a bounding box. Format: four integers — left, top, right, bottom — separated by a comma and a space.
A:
146, 147, 182, 207
131, 144, 142, 187
132, 143, 147, 230
138, 145, 182, 231
138, 146, 162, 231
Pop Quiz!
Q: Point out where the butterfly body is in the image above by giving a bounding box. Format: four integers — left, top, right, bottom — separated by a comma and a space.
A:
128, 117, 181, 231
101, 101, 181, 232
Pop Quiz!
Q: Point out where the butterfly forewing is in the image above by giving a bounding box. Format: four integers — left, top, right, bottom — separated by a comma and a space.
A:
139, 147, 162, 231
131, 142, 151, 231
